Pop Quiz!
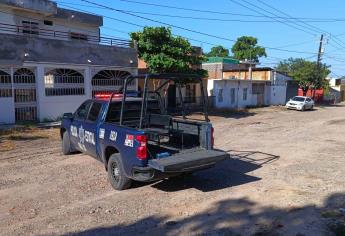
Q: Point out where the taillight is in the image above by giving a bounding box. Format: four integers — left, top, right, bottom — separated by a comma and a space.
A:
136, 135, 147, 160
211, 127, 214, 148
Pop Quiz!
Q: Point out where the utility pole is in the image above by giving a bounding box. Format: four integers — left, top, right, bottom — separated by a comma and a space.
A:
313, 34, 324, 99
317, 34, 324, 68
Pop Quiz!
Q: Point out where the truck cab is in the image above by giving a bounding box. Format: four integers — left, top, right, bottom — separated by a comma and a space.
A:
60, 74, 229, 190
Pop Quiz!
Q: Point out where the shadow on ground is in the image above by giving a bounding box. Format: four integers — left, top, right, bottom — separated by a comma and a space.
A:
64, 193, 345, 236
147, 150, 279, 192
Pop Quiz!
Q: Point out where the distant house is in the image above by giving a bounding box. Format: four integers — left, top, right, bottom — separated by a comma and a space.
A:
202, 57, 297, 108
202, 57, 250, 96
326, 77, 345, 102
214, 79, 270, 109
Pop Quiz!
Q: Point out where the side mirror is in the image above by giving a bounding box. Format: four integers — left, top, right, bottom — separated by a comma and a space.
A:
63, 112, 73, 120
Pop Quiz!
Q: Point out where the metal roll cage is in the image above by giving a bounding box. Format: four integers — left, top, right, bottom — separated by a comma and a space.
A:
107, 73, 209, 128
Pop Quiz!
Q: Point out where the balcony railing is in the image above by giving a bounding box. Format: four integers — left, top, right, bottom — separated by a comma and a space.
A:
0, 22, 131, 48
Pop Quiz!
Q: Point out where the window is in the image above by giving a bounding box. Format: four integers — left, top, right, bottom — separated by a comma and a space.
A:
44, 20, 53, 26
0, 71, 11, 97
22, 21, 39, 35
243, 88, 248, 101
306, 98, 312, 102
218, 89, 223, 103
45, 88, 84, 96
14, 89, 36, 103
252, 83, 265, 95
0, 89, 12, 97
70, 32, 88, 41
75, 101, 92, 120
44, 69, 85, 96
230, 88, 236, 104
87, 102, 102, 122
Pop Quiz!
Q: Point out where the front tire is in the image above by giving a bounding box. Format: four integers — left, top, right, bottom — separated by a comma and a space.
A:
107, 154, 132, 190
62, 131, 72, 155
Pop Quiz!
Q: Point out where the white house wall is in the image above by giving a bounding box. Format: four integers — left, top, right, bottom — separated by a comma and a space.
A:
0, 97, 15, 124
270, 85, 287, 105
214, 80, 253, 109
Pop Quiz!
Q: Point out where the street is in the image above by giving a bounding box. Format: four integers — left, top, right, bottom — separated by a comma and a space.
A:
1, 105, 345, 236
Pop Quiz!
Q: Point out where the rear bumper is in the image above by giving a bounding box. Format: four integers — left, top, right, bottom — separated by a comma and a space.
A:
131, 149, 229, 182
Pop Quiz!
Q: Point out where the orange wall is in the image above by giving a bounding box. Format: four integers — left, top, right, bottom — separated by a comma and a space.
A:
223, 70, 270, 81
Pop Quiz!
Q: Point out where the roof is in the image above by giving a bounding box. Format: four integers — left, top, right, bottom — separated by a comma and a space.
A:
205, 57, 239, 64
54, 8, 103, 26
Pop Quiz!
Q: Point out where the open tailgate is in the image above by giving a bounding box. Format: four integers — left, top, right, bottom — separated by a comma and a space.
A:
148, 149, 229, 173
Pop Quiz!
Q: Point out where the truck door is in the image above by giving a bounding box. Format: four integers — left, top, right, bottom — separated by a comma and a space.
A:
84, 101, 103, 158
70, 100, 92, 152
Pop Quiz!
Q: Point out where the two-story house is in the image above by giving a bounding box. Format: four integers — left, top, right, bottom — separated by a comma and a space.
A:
0, 0, 138, 124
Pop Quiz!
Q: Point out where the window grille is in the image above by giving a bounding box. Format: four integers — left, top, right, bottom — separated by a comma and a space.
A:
91, 70, 134, 97
44, 69, 85, 96
0, 71, 12, 97
22, 21, 39, 35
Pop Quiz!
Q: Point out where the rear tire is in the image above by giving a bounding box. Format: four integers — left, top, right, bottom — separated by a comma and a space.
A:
107, 154, 132, 190
62, 131, 72, 155
310, 105, 314, 110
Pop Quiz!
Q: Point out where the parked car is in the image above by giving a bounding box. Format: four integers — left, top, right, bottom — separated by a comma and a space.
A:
60, 74, 229, 190
286, 96, 314, 111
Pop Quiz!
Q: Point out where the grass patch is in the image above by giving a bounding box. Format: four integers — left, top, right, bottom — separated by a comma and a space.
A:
0, 127, 60, 152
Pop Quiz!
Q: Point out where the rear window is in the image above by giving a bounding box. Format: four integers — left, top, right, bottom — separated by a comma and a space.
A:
106, 100, 160, 123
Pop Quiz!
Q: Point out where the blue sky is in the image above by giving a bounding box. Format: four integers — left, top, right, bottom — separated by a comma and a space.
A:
57, 0, 345, 77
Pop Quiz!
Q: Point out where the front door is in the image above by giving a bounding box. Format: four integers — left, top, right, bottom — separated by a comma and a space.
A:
70, 100, 92, 152
84, 102, 103, 158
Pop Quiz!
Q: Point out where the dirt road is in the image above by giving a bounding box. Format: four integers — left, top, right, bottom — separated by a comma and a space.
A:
1, 105, 345, 236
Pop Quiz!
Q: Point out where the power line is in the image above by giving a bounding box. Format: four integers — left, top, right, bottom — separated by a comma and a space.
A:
80, 0, 321, 55
228, 0, 317, 36
115, 0, 345, 22
58, 1, 345, 23
253, 0, 345, 51
59, 3, 224, 48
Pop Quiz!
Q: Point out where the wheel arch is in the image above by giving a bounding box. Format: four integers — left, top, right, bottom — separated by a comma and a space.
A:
60, 127, 67, 139
103, 146, 120, 170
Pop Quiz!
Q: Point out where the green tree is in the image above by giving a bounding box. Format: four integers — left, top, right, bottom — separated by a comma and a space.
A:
231, 36, 266, 62
276, 58, 330, 96
130, 26, 206, 77
206, 45, 229, 57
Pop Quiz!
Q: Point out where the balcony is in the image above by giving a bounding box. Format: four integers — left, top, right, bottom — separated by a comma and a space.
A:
0, 22, 137, 67
0, 22, 131, 47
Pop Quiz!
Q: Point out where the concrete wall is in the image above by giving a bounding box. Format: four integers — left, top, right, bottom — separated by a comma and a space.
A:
0, 33, 137, 67
0, 97, 15, 124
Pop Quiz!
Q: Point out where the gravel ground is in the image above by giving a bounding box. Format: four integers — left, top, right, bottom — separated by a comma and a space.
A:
1, 105, 345, 236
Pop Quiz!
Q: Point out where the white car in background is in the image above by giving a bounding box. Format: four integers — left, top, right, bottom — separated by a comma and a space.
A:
286, 96, 314, 111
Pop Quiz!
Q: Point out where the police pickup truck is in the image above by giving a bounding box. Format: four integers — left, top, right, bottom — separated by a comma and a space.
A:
60, 74, 229, 190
